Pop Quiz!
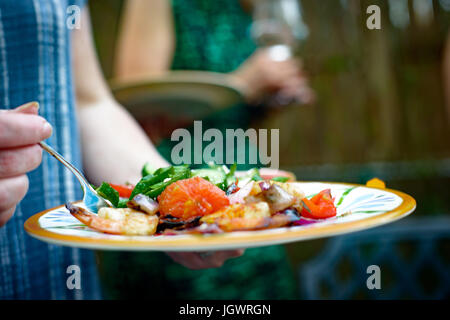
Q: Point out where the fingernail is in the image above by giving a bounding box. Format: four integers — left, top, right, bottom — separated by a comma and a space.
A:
42, 121, 53, 138
14, 101, 39, 113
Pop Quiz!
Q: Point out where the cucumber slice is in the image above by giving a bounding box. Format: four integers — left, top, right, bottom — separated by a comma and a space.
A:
190, 168, 226, 187
141, 162, 156, 177
237, 168, 262, 188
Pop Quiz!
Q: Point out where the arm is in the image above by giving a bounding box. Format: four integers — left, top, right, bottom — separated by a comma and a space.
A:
114, 0, 175, 81
73, 8, 169, 186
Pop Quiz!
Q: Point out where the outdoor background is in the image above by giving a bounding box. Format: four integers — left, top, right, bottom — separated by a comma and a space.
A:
88, 0, 450, 299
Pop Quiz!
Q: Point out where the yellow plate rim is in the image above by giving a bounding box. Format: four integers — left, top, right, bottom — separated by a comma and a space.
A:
24, 182, 416, 251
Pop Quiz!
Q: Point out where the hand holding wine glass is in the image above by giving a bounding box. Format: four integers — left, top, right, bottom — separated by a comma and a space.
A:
231, 48, 313, 105
245, 0, 314, 107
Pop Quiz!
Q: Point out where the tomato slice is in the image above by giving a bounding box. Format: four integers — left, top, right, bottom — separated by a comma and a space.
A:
109, 183, 134, 198
301, 189, 336, 219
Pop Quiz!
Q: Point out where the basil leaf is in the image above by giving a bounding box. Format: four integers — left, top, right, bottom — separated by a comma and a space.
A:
130, 166, 174, 199
117, 198, 129, 208
96, 182, 119, 207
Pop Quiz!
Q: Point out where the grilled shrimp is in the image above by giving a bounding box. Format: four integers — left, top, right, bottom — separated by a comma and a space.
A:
200, 201, 300, 232
66, 203, 159, 235
200, 202, 272, 231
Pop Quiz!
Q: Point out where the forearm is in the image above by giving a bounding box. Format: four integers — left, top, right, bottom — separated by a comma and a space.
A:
78, 98, 169, 186
73, 8, 169, 186
114, 0, 174, 81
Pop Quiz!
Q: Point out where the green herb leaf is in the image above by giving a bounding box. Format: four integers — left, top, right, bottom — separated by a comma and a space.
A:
141, 162, 156, 177
271, 176, 289, 182
224, 163, 237, 188
130, 166, 174, 199
96, 182, 119, 207
145, 169, 190, 199
117, 198, 129, 208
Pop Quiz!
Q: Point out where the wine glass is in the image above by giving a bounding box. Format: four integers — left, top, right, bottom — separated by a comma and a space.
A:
250, 0, 310, 107
250, 0, 309, 61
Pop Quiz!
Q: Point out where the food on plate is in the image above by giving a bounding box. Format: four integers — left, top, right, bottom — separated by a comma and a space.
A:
66, 203, 159, 235
109, 183, 134, 198
300, 189, 336, 219
158, 176, 230, 220
200, 202, 271, 232
65, 163, 337, 236
127, 194, 159, 215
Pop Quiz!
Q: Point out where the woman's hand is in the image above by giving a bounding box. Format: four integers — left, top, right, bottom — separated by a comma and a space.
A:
230, 48, 314, 105
0, 102, 52, 226
166, 249, 245, 269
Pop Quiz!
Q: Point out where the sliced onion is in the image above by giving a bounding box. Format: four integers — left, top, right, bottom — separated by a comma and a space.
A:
127, 194, 159, 215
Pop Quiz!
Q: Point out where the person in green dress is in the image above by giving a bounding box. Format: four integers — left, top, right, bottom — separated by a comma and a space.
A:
98, 0, 313, 299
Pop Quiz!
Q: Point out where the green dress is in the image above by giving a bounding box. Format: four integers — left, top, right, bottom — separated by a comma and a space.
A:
156, 0, 259, 171
98, 0, 297, 300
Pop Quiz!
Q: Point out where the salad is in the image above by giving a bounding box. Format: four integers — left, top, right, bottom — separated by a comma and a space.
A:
66, 163, 337, 236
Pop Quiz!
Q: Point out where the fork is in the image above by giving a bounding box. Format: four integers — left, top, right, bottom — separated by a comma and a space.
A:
39, 141, 113, 213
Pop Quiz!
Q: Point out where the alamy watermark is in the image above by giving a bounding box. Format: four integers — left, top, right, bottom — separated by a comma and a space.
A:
66, 265, 81, 290
367, 4, 382, 30
66, 5, 81, 30
366, 265, 381, 290
170, 121, 280, 169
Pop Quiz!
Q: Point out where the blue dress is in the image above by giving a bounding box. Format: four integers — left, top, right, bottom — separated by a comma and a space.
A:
0, 0, 100, 299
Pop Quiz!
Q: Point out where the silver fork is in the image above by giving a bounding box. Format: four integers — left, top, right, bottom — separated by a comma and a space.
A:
39, 141, 113, 213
